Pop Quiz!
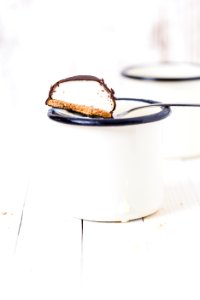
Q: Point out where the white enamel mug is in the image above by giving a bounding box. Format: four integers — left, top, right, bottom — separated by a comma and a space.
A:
46, 98, 170, 222
121, 62, 200, 158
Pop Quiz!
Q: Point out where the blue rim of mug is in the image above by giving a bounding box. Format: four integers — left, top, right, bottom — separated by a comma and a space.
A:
121, 62, 200, 82
47, 98, 171, 126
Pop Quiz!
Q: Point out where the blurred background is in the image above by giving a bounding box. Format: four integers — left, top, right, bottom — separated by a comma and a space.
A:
1, 0, 200, 109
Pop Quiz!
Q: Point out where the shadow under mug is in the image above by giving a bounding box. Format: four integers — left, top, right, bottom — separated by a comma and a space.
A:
121, 62, 200, 158
47, 98, 171, 222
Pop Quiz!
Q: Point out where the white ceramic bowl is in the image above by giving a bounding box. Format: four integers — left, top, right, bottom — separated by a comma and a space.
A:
121, 62, 200, 158
47, 98, 170, 222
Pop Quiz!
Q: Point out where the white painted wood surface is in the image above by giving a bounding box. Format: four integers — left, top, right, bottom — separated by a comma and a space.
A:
81, 159, 200, 299
0, 109, 29, 257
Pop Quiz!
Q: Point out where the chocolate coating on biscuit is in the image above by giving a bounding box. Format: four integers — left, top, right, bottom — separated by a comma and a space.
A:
45, 75, 116, 118
46, 75, 116, 110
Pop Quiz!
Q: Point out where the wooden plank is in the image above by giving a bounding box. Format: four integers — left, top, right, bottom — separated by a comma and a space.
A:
142, 158, 200, 299
14, 167, 83, 299
81, 218, 146, 298
0, 108, 83, 299
81, 159, 200, 299
0, 109, 29, 256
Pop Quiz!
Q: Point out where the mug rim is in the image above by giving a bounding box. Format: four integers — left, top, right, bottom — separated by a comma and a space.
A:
121, 62, 200, 82
47, 98, 171, 127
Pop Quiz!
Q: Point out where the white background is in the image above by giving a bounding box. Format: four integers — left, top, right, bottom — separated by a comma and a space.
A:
1, 0, 200, 109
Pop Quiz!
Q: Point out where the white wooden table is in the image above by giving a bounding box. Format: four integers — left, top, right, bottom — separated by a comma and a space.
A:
1, 107, 200, 300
